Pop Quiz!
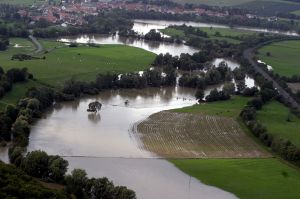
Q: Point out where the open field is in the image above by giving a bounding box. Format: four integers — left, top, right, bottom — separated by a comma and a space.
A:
173, 0, 257, 6
134, 111, 269, 158
160, 27, 256, 44
171, 158, 300, 199
257, 101, 300, 147
174, 95, 249, 117
1, 38, 155, 87
236, 0, 300, 15
0, 80, 42, 110
258, 40, 300, 77
287, 82, 300, 93
0, 38, 155, 109
0, 0, 45, 6
292, 9, 300, 15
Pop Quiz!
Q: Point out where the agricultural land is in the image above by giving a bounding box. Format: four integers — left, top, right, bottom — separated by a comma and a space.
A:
160, 27, 256, 44
258, 40, 300, 77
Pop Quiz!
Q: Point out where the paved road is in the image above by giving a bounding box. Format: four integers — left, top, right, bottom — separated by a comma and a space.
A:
243, 43, 300, 111
29, 35, 43, 54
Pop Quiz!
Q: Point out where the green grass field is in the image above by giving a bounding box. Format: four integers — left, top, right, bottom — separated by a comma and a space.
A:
258, 40, 300, 77
160, 27, 255, 44
1, 38, 155, 87
292, 9, 300, 16
173, 0, 256, 6
174, 96, 249, 117
0, 0, 44, 6
257, 101, 300, 147
171, 158, 300, 199
0, 38, 155, 109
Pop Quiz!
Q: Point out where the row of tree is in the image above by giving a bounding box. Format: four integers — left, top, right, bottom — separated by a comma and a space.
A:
7, 149, 136, 199
240, 80, 300, 167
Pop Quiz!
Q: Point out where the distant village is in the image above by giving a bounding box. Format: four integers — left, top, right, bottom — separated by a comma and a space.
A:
16, 0, 237, 27
16, 0, 277, 27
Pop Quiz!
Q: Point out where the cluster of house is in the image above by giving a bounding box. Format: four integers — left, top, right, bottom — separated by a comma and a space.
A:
16, 0, 261, 27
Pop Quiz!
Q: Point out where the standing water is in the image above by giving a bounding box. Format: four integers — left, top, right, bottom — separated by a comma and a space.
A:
26, 87, 237, 199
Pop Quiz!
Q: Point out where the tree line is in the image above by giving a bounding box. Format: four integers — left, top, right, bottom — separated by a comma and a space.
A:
7, 149, 136, 199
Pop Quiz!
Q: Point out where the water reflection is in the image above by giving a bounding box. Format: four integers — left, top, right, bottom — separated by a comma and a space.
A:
88, 113, 101, 124
133, 19, 299, 36
60, 34, 198, 56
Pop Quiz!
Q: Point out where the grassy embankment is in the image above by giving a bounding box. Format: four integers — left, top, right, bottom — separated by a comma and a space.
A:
0, 38, 155, 109
257, 100, 300, 147
160, 27, 256, 44
171, 96, 300, 199
258, 40, 300, 77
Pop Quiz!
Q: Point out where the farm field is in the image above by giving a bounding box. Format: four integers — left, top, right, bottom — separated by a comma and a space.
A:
257, 101, 300, 147
160, 27, 255, 44
134, 110, 269, 158
1, 38, 155, 87
258, 40, 300, 77
171, 158, 300, 199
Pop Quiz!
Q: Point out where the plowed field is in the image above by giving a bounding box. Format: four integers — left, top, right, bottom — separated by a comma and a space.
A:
133, 111, 270, 158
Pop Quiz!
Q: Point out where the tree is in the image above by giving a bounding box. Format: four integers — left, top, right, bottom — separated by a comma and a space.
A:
223, 82, 235, 95
65, 169, 88, 198
195, 89, 204, 102
21, 150, 49, 178
48, 156, 69, 183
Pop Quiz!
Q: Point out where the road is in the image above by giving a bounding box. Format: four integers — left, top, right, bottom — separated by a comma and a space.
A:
243, 43, 300, 111
29, 35, 44, 54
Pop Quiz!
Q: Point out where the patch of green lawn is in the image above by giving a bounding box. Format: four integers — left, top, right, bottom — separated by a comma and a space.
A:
160, 27, 255, 44
292, 9, 300, 16
258, 40, 300, 77
173, 96, 249, 117
0, 80, 42, 110
257, 100, 300, 147
171, 158, 300, 199
1, 39, 155, 87
0, 38, 155, 107
0, 0, 44, 6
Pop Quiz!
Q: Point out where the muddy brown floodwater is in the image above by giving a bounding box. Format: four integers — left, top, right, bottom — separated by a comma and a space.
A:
25, 87, 237, 199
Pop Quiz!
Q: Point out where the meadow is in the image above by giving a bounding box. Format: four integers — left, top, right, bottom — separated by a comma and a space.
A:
257, 101, 300, 147
258, 40, 300, 77
0, 38, 155, 109
171, 158, 300, 199
160, 27, 255, 44
174, 95, 249, 117
1, 39, 155, 87
292, 9, 300, 15
0, 0, 44, 6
